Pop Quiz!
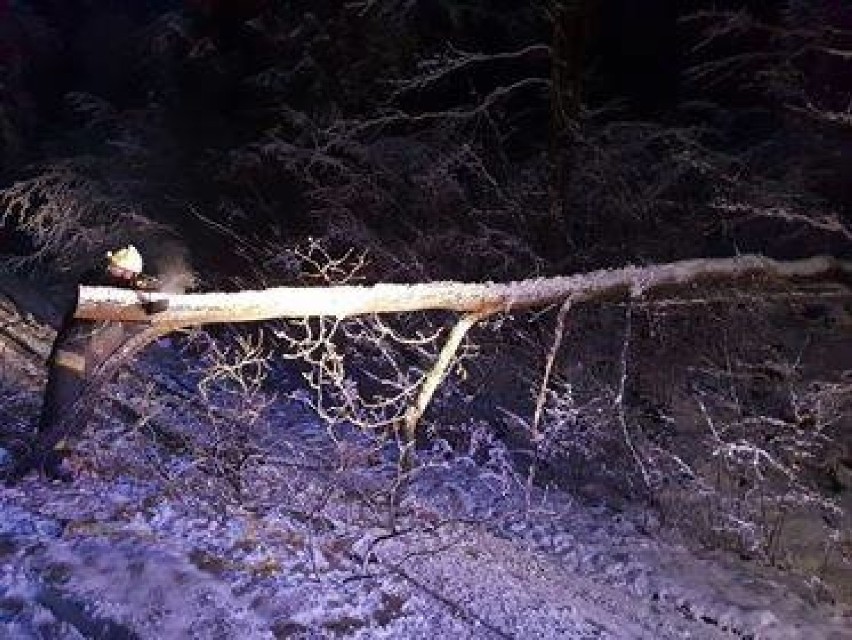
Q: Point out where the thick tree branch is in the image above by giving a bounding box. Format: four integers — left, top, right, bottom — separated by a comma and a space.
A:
400, 309, 493, 467
786, 102, 852, 132
77, 255, 851, 326
70, 254, 851, 465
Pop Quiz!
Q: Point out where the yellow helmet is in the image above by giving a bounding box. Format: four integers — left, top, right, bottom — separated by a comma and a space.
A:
106, 245, 144, 274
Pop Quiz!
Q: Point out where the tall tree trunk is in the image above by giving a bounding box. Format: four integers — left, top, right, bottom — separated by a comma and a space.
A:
548, 0, 592, 239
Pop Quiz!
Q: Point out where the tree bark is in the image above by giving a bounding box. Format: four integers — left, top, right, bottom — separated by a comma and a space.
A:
400, 310, 493, 468
76, 254, 851, 327
548, 0, 592, 229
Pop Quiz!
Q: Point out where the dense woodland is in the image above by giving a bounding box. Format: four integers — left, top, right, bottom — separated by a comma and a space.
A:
1, 0, 852, 618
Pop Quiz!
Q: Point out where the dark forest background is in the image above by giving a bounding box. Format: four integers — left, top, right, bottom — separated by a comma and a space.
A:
1, 0, 852, 602
2, 0, 850, 282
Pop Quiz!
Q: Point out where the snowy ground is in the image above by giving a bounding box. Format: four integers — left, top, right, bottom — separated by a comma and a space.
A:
2, 455, 850, 639
1, 338, 851, 638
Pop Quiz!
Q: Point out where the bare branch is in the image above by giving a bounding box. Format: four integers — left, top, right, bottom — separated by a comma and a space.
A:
401, 310, 493, 465
786, 102, 852, 132
532, 297, 572, 440
614, 300, 649, 487
712, 199, 852, 242
328, 77, 550, 140
390, 44, 551, 100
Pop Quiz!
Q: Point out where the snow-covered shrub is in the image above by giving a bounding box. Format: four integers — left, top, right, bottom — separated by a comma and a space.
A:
626, 301, 852, 600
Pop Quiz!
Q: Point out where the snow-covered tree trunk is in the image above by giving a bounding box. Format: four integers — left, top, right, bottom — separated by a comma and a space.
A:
73, 254, 851, 451
76, 254, 850, 325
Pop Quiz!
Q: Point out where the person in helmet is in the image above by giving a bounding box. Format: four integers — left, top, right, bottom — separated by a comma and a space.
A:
8, 245, 168, 482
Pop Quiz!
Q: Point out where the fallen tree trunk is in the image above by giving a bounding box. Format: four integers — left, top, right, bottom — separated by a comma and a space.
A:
73, 254, 851, 456
76, 254, 851, 325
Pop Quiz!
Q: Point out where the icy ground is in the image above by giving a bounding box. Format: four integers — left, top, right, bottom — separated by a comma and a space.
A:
1, 344, 851, 639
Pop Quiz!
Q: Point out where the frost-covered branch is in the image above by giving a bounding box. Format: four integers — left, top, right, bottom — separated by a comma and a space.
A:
786, 102, 852, 132
328, 77, 550, 140
390, 44, 551, 100
401, 309, 492, 466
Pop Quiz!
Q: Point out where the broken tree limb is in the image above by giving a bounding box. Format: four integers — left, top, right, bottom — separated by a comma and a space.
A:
76, 254, 852, 326
532, 296, 573, 441
71, 253, 851, 461
400, 310, 494, 469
